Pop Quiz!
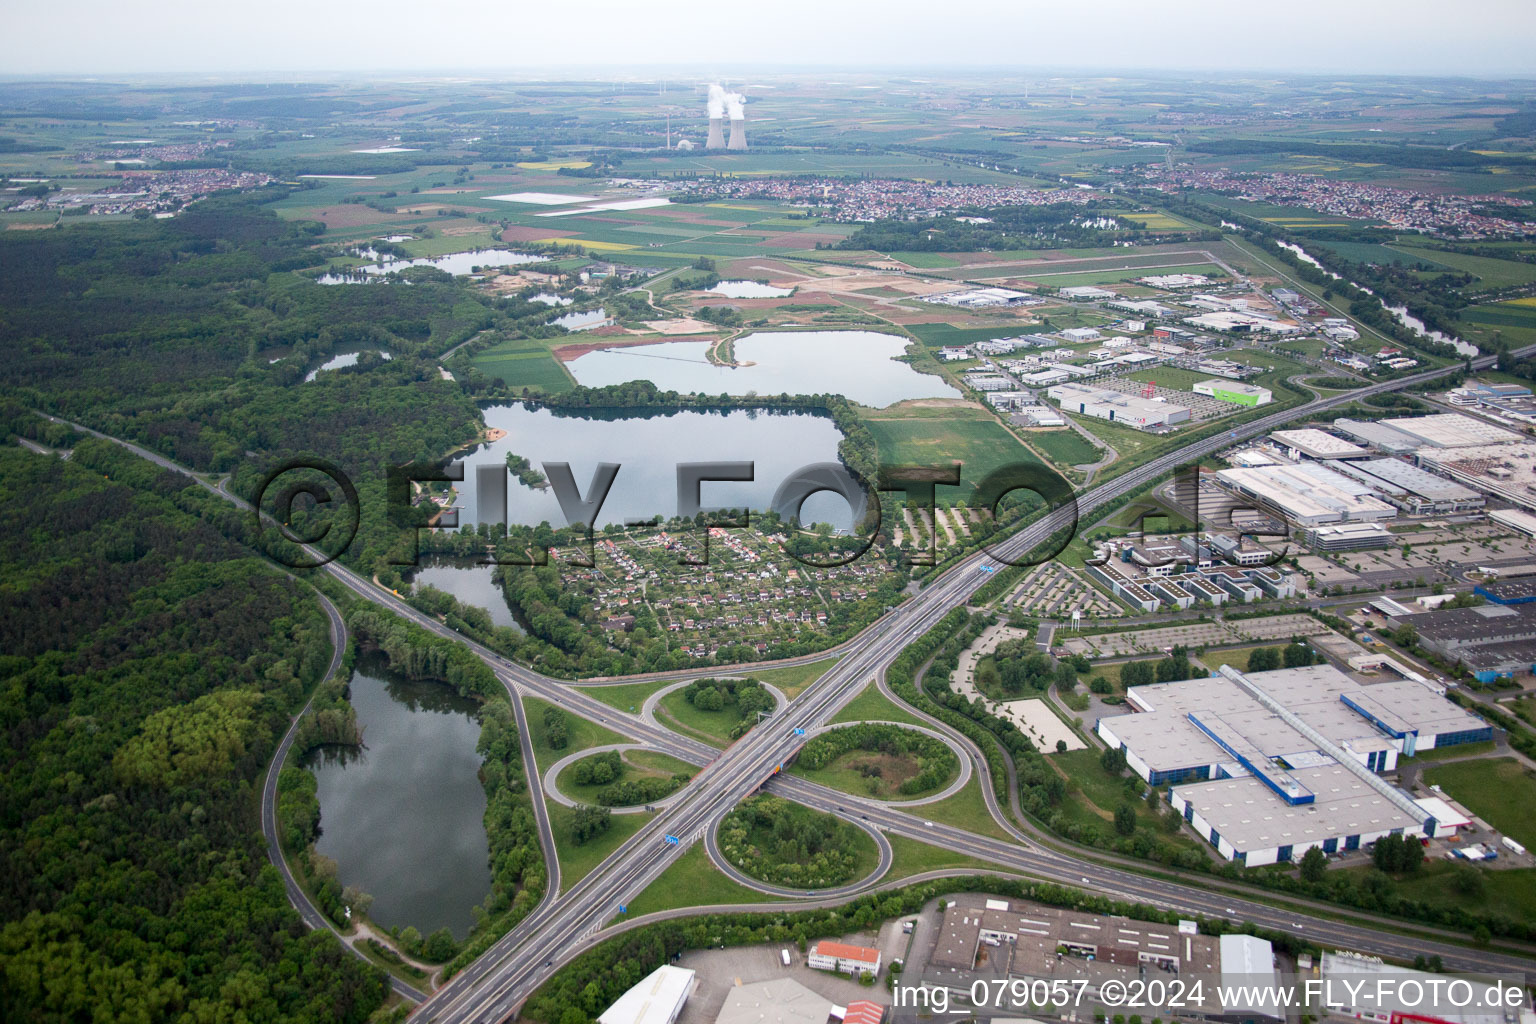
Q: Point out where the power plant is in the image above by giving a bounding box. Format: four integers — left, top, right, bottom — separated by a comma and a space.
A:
706, 83, 747, 150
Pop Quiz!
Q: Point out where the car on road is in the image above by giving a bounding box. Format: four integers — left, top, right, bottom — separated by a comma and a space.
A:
924, 821, 934, 827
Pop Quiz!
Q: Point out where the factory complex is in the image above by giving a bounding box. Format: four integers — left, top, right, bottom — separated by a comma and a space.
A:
1047, 382, 1191, 429
1097, 664, 1491, 866
1210, 408, 1536, 535
930, 895, 1285, 1021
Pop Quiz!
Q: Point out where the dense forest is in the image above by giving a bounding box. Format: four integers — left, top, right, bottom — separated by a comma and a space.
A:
0, 190, 491, 574
833, 203, 1167, 253
0, 442, 389, 1021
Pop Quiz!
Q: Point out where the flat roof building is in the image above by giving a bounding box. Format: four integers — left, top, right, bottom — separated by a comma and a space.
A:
1415, 442, 1536, 512
1048, 382, 1191, 430
1099, 664, 1490, 864
714, 979, 830, 1024
1214, 463, 1396, 528
1397, 601, 1536, 683
1319, 951, 1521, 1024
1332, 418, 1423, 455
1490, 507, 1536, 539
1304, 522, 1394, 550
1195, 379, 1273, 407
1269, 428, 1366, 460
1381, 413, 1522, 448
1061, 285, 1116, 300
599, 965, 696, 1024
1329, 458, 1485, 515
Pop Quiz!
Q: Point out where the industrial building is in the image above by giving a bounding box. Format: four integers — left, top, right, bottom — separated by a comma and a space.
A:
1331, 418, 1423, 455
1048, 382, 1191, 430
1380, 413, 1522, 448
713, 979, 847, 1024
1395, 601, 1536, 682
1415, 442, 1536, 512
1491, 507, 1536, 539
930, 895, 1281, 1021
1268, 428, 1367, 460
1328, 458, 1485, 515
1319, 951, 1522, 1024
1303, 522, 1394, 551
1214, 463, 1397, 528
1194, 379, 1272, 406
1140, 273, 1209, 288
1086, 558, 1292, 613
599, 965, 696, 1024
1097, 664, 1490, 865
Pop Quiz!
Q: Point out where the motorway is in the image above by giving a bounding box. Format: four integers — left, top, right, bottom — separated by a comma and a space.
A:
42, 342, 1536, 1023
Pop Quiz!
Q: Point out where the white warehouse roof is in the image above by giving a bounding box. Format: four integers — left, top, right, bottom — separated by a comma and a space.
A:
1270, 428, 1367, 459
598, 965, 695, 1024
1381, 413, 1521, 448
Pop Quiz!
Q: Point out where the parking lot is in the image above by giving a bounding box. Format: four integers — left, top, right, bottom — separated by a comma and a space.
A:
673, 920, 909, 1024
1007, 562, 1122, 620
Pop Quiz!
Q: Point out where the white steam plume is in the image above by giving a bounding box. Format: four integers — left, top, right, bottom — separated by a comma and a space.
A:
707, 82, 746, 120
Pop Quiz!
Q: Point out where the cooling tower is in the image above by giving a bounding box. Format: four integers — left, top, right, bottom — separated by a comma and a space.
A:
727, 114, 747, 150
707, 117, 726, 149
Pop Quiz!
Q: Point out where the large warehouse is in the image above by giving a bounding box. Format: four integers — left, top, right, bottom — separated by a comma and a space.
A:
1394, 601, 1536, 683
1047, 382, 1190, 430
1097, 664, 1491, 865
1415, 441, 1536, 512
1196, 379, 1272, 406
1381, 412, 1521, 448
1329, 458, 1486, 515
1331, 418, 1422, 455
1214, 463, 1397, 528
1269, 428, 1366, 460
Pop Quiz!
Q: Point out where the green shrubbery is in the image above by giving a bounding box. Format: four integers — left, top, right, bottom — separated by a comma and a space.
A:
718, 795, 870, 889
797, 722, 957, 796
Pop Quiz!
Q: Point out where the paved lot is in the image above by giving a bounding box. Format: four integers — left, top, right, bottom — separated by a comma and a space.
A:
1009, 562, 1121, 620
675, 932, 889, 1024
997, 697, 1086, 752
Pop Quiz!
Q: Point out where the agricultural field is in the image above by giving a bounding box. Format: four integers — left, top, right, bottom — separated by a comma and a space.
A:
862, 405, 1057, 504
469, 338, 574, 393
1459, 300, 1536, 350
1390, 246, 1536, 289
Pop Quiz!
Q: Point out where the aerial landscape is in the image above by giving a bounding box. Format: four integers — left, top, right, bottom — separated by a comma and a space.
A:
7, 3, 1536, 1023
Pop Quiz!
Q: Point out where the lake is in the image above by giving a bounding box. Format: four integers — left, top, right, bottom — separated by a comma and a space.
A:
530, 292, 573, 306
565, 330, 960, 408
548, 308, 610, 331
448, 403, 853, 530
318, 248, 544, 284
411, 556, 525, 632
304, 346, 392, 382
306, 656, 491, 939
707, 280, 793, 298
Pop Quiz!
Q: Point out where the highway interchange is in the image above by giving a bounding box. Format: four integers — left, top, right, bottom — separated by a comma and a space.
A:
46, 341, 1536, 1022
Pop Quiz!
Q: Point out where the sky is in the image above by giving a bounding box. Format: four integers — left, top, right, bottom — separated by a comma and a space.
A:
7, 0, 1536, 78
